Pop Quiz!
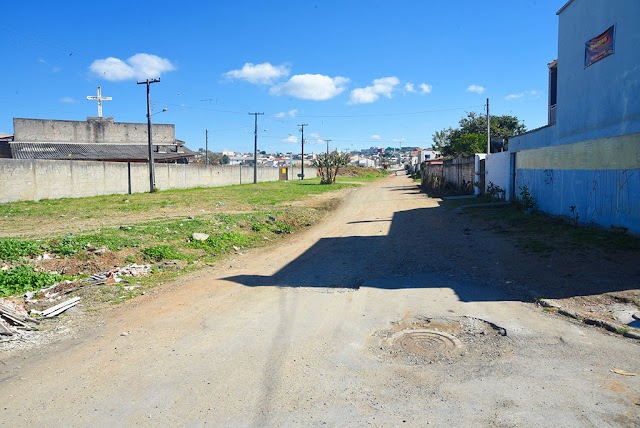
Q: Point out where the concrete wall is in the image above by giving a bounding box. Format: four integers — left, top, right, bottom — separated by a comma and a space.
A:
13, 118, 175, 145
485, 151, 512, 201
443, 155, 475, 191
557, 0, 640, 144
0, 159, 316, 203
514, 132, 640, 233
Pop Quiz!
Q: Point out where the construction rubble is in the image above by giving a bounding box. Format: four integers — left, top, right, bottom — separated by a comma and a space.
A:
1, 264, 151, 341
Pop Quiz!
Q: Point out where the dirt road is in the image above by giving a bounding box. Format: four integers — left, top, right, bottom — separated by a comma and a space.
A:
1, 175, 639, 427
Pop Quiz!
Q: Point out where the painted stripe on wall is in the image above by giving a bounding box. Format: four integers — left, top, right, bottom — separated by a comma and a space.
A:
516, 132, 640, 170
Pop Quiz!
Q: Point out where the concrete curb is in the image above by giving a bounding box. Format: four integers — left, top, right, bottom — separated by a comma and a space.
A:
537, 298, 640, 340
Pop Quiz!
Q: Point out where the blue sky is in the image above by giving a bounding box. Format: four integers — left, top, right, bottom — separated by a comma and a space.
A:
2, 1, 566, 154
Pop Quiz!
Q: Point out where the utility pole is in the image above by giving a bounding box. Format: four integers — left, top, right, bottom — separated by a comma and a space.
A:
137, 78, 161, 193
325, 139, 332, 155
486, 97, 491, 155
249, 112, 264, 184
298, 123, 308, 180
205, 129, 209, 165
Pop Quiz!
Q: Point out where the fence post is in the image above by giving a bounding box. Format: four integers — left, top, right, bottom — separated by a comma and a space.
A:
127, 162, 132, 194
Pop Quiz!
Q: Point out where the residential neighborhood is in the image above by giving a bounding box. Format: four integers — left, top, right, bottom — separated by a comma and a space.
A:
0, 1, 639, 427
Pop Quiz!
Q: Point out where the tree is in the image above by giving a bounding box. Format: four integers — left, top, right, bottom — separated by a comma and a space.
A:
312, 152, 351, 184
221, 154, 230, 164
448, 133, 486, 156
432, 112, 526, 157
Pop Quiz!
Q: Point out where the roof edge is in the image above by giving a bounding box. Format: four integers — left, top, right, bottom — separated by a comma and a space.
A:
557, 0, 574, 15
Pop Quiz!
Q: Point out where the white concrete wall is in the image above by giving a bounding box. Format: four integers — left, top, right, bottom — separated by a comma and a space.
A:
485, 151, 511, 201
13, 118, 175, 144
0, 159, 316, 203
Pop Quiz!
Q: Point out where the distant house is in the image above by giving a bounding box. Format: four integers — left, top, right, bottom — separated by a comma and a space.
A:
508, 0, 640, 233
0, 117, 196, 163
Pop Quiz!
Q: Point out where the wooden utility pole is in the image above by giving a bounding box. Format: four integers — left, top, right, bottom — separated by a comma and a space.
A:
325, 139, 332, 155
298, 124, 308, 180
205, 129, 209, 165
486, 97, 491, 155
249, 112, 264, 184
137, 78, 161, 193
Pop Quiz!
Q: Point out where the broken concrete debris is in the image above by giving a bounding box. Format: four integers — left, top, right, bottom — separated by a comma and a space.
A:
0, 300, 40, 335
2, 264, 152, 342
24, 264, 152, 303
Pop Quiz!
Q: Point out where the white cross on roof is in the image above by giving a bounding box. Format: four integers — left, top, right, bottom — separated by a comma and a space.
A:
86, 86, 112, 117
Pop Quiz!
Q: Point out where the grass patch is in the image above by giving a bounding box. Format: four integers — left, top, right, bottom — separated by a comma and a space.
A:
141, 245, 187, 262
0, 177, 385, 299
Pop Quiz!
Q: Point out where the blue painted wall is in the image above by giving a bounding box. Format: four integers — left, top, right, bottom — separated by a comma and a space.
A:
516, 168, 640, 233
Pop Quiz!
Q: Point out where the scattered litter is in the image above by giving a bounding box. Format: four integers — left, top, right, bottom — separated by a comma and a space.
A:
192, 233, 210, 241
232, 245, 240, 252
611, 369, 637, 376
216, 201, 224, 206
120, 225, 132, 230
268, 216, 277, 222
121, 332, 129, 336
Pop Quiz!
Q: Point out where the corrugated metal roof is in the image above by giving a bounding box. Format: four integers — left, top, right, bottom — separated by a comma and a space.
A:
9, 143, 196, 162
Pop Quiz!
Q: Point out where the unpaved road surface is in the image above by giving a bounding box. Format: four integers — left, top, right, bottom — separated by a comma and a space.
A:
1, 175, 639, 427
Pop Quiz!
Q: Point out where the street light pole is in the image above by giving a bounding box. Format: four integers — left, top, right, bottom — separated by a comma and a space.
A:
137, 78, 161, 193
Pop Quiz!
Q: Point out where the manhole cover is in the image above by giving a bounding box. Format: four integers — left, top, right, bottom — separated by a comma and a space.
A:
374, 315, 511, 364
390, 329, 462, 357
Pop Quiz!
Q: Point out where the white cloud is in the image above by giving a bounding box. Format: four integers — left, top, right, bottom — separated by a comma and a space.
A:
466, 84, 486, 94
224, 62, 289, 85
270, 74, 349, 101
370, 134, 382, 140
282, 135, 299, 144
60, 96, 77, 103
505, 90, 538, 101
349, 76, 400, 104
420, 83, 432, 94
405, 83, 415, 93
308, 132, 320, 138
274, 109, 298, 118
89, 53, 175, 81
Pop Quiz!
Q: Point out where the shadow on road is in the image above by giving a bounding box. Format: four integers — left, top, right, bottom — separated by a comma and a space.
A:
224, 189, 640, 302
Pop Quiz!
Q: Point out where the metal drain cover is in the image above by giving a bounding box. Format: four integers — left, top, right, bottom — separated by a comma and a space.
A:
390, 329, 462, 357
375, 316, 511, 364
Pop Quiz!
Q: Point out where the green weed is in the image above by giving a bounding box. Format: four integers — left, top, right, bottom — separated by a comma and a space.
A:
141, 245, 185, 262
0, 239, 41, 261
0, 265, 65, 297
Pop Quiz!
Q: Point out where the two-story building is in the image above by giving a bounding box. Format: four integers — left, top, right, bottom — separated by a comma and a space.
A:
508, 0, 640, 233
